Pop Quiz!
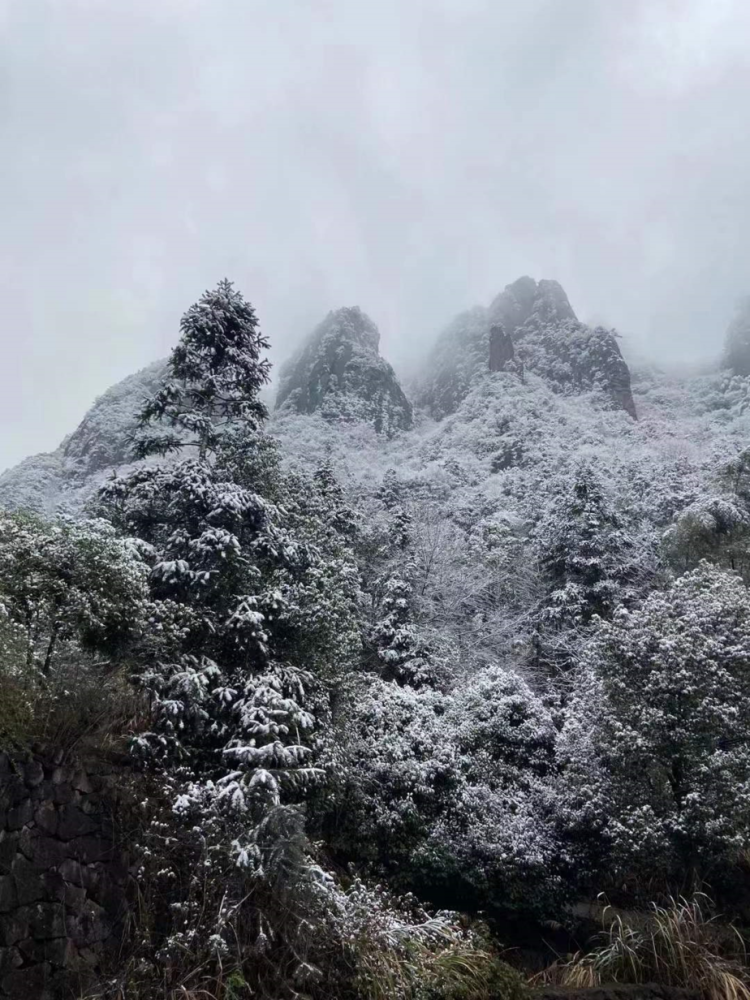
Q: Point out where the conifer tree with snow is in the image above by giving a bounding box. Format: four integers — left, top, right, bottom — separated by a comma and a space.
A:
101, 283, 359, 823
95, 283, 362, 977
537, 463, 634, 628
360, 470, 444, 687
133, 278, 270, 460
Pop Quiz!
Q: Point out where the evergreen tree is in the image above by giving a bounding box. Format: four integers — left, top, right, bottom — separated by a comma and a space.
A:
134, 279, 270, 460
97, 283, 359, 857
538, 463, 634, 626
377, 469, 412, 550
362, 470, 443, 687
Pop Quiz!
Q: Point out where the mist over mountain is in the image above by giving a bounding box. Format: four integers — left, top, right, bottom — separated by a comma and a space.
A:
415, 276, 636, 420
3, 275, 744, 521
0, 276, 640, 512
7, 1, 750, 994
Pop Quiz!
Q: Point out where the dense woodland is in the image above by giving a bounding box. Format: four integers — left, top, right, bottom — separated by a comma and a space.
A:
5, 279, 750, 998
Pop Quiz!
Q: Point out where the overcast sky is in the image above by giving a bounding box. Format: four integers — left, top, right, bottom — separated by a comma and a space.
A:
2, 0, 750, 471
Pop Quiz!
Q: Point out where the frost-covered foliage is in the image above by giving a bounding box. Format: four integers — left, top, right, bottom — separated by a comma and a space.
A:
0, 509, 148, 675
419, 665, 561, 917
11, 274, 750, 989
326, 663, 562, 920
557, 564, 750, 889
326, 677, 459, 866
86, 284, 373, 993
663, 448, 750, 582
134, 279, 270, 459
276, 306, 413, 435
96, 286, 360, 857
537, 463, 637, 629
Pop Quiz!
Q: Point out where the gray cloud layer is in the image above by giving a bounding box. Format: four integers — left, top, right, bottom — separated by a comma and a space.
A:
2, 0, 750, 471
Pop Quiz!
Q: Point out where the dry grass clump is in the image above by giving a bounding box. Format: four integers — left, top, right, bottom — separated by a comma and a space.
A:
0, 654, 142, 756
534, 895, 750, 1000
354, 931, 526, 1000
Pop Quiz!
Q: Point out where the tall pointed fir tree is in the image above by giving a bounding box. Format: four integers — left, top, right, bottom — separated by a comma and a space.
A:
133, 278, 271, 460
95, 283, 361, 972
537, 463, 634, 628
531, 464, 636, 675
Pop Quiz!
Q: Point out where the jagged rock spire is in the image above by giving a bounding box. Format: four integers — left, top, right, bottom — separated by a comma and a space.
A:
415, 276, 636, 420
275, 307, 412, 435
489, 276, 577, 334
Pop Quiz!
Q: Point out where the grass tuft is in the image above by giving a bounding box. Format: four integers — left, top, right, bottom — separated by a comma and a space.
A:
534, 895, 750, 1000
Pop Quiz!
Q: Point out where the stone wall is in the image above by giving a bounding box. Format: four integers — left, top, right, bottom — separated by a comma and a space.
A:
0, 753, 132, 1000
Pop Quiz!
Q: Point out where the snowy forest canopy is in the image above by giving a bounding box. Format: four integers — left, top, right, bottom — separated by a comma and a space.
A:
4, 278, 750, 999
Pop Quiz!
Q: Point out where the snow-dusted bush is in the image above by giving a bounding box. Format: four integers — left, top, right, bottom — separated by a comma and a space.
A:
0, 508, 149, 675
417, 665, 562, 917
556, 563, 750, 889
327, 677, 459, 865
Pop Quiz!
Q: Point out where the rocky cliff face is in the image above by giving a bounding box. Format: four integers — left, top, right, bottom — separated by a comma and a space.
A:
0, 361, 165, 516
275, 307, 413, 435
488, 275, 576, 333
59, 361, 166, 477
723, 297, 750, 376
416, 277, 637, 419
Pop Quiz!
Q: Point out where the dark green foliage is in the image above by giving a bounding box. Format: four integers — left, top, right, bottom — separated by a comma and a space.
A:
538, 464, 635, 627
0, 509, 148, 675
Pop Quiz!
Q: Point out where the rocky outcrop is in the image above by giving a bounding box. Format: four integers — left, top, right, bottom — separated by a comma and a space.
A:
60, 361, 166, 477
723, 297, 750, 376
0, 361, 165, 516
0, 753, 132, 1000
518, 321, 637, 419
275, 307, 412, 435
415, 277, 637, 420
489, 324, 515, 372
489, 275, 576, 333
412, 306, 489, 420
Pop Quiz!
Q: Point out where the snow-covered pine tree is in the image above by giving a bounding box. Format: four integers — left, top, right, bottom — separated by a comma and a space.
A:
133, 278, 270, 460
97, 283, 359, 873
362, 470, 444, 687
537, 463, 634, 628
